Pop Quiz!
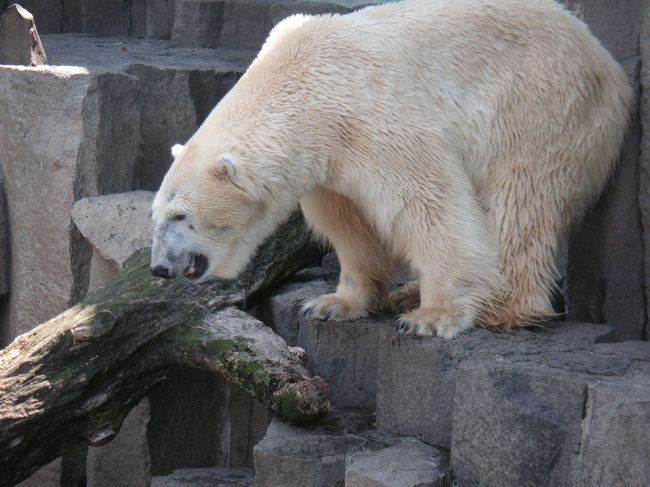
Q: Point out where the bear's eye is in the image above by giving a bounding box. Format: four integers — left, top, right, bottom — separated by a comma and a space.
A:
172, 213, 186, 221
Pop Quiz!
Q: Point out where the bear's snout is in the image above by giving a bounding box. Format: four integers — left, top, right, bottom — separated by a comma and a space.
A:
151, 265, 171, 279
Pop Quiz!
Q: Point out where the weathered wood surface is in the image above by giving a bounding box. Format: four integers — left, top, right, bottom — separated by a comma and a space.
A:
0, 215, 326, 486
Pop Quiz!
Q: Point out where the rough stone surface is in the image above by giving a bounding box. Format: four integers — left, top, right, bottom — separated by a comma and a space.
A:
228, 385, 272, 467
0, 66, 139, 338
640, 0, 650, 341
148, 371, 232, 475
41, 34, 252, 189
172, 0, 273, 50
126, 63, 240, 189
72, 191, 154, 268
298, 314, 381, 408
16, 459, 61, 487
13, 0, 62, 34
567, 56, 645, 341
562, 0, 643, 61
132, 0, 176, 38
76, 0, 131, 36
0, 175, 8, 298
258, 278, 336, 345
377, 321, 613, 447
254, 413, 371, 487
561, 0, 646, 340
150, 467, 254, 487
293, 251, 340, 281
451, 340, 650, 487
269, 1, 354, 25
86, 398, 152, 487
345, 439, 449, 487
0, 4, 47, 65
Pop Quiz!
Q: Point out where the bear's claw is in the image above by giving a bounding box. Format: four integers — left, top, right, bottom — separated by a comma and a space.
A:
302, 293, 369, 321
394, 306, 475, 339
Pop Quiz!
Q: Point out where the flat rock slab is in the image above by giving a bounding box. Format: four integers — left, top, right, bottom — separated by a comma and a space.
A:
150, 467, 254, 487
0, 4, 47, 65
72, 191, 155, 268
371, 319, 650, 487
41, 33, 255, 72
377, 321, 614, 447
346, 439, 449, 487
254, 411, 374, 487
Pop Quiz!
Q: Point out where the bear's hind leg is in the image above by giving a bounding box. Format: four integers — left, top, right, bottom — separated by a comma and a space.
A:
300, 187, 395, 321
386, 280, 420, 313
393, 192, 502, 339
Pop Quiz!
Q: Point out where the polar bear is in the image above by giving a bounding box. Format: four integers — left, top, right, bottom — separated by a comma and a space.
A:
150, 0, 633, 338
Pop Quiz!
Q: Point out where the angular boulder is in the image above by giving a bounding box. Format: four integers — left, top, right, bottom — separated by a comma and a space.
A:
0, 4, 47, 65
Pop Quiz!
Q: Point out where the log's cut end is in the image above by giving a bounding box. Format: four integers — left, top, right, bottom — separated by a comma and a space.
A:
275, 376, 331, 424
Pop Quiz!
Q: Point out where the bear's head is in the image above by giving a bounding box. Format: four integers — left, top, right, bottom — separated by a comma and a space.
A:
150, 141, 269, 282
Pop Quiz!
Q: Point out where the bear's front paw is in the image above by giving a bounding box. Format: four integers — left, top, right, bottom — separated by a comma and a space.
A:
395, 306, 475, 339
302, 293, 369, 321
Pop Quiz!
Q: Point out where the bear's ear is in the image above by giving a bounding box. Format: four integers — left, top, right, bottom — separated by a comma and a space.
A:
213, 153, 239, 181
212, 153, 260, 200
171, 144, 184, 158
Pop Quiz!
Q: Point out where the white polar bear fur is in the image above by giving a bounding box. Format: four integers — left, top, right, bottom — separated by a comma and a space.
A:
152, 0, 633, 338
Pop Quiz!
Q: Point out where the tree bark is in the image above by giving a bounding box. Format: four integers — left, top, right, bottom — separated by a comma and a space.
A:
0, 215, 327, 486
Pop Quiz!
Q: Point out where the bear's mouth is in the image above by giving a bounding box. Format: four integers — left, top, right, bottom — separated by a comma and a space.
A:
183, 253, 209, 280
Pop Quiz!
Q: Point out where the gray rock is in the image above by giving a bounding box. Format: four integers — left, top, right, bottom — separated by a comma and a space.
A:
450, 339, 650, 487
257, 278, 336, 345
254, 415, 369, 487
71, 191, 154, 268
86, 398, 151, 487
150, 467, 254, 487
228, 384, 272, 467
41, 34, 251, 190
130, 0, 176, 39
451, 361, 587, 487
145, 0, 176, 38
16, 458, 61, 487
639, 1, 650, 341
77, 0, 131, 36
297, 314, 382, 408
566, 56, 645, 341
566, 380, 650, 487
346, 439, 449, 487
42, 33, 255, 71
0, 177, 8, 299
125, 64, 240, 189
0, 66, 139, 338
269, 1, 354, 26
148, 371, 232, 475
0, 4, 47, 65
172, 0, 273, 50
13, 0, 61, 34
561, 0, 646, 341
293, 252, 340, 281
561, 0, 643, 61
376, 321, 612, 447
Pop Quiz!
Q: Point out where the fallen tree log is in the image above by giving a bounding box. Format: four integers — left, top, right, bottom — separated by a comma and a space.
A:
0, 215, 326, 486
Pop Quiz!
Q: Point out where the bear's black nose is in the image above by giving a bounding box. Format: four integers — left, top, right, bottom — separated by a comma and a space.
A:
151, 265, 171, 279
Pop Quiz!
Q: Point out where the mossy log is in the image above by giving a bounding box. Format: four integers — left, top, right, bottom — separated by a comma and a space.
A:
0, 215, 327, 486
